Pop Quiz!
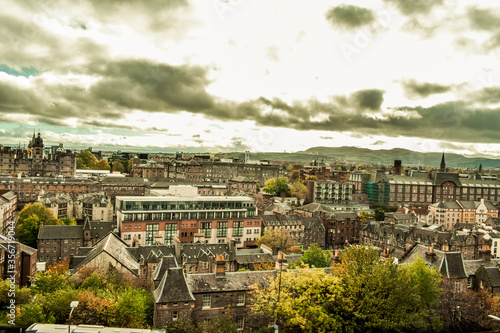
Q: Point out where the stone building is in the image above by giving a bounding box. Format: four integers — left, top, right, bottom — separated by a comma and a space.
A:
0, 190, 17, 235
37, 225, 83, 264
153, 253, 275, 330
306, 180, 355, 204
0, 132, 77, 178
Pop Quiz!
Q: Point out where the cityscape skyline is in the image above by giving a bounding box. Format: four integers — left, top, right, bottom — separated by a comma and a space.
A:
1, 0, 500, 156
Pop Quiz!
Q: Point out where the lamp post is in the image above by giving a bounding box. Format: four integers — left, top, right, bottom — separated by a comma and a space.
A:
68, 301, 79, 333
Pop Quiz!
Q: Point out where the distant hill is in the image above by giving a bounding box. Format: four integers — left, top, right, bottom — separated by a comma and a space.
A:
295, 146, 500, 168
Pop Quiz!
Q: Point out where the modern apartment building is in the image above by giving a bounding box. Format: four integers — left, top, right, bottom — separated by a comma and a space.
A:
116, 196, 262, 248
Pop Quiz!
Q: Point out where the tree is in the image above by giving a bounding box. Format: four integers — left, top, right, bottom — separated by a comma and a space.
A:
438, 279, 500, 333
109, 288, 154, 328
251, 267, 343, 333
95, 159, 111, 171
262, 177, 291, 197
291, 243, 331, 268
358, 212, 374, 223
290, 180, 308, 202
77, 150, 98, 169
289, 169, 300, 183
305, 175, 317, 181
17, 202, 61, 248
332, 246, 442, 332
256, 229, 297, 255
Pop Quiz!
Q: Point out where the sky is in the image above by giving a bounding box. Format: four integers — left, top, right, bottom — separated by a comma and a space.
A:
1, 0, 500, 157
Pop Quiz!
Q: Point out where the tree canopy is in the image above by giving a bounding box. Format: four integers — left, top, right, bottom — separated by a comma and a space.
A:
290, 243, 331, 268
256, 229, 297, 255
252, 245, 443, 333
77, 150, 110, 170
262, 177, 291, 197
290, 180, 308, 201
17, 202, 62, 248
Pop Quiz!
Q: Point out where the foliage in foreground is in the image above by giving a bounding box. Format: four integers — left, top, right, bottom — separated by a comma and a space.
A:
251, 245, 443, 333
14, 265, 153, 328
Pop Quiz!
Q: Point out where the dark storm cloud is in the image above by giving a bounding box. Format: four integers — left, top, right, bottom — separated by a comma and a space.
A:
383, 0, 443, 16
402, 79, 452, 99
325, 5, 376, 30
2, 54, 500, 145
0, 15, 109, 70
466, 7, 500, 50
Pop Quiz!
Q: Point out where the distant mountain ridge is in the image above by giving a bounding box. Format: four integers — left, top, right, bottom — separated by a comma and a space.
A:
296, 146, 500, 168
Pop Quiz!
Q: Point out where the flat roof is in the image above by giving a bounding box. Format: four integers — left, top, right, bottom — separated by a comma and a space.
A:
116, 195, 254, 202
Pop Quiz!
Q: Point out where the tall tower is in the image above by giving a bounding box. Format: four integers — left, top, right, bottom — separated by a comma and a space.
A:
440, 152, 446, 172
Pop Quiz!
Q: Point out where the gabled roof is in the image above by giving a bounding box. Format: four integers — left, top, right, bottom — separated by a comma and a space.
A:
439, 252, 468, 279
70, 232, 140, 276
38, 225, 83, 240
482, 267, 500, 287
154, 267, 195, 303
153, 255, 178, 282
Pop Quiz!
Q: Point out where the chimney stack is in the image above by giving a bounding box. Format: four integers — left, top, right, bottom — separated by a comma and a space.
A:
425, 246, 436, 262
215, 254, 226, 278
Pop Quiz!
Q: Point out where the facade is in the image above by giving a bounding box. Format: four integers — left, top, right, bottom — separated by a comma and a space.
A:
0, 190, 17, 235
428, 199, 499, 230
75, 193, 114, 221
261, 213, 325, 249
351, 168, 500, 207
306, 180, 354, 204
116, 196, 261, 248
39, 193, 74, 220
153, 254, 275, 330
0, 132, 77, 177
132, 159, 283, 185
324, 212, 361, 249
37, 225, 83, 264
0, 238, 37, 286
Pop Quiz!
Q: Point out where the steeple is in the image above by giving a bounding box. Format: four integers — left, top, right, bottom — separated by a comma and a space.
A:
440, 152, 446, 172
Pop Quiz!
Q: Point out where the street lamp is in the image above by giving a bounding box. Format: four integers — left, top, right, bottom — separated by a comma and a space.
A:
68, 301, 79, 333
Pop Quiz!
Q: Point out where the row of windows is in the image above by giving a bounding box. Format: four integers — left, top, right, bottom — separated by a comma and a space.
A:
122, 210, 252, 221
123, 201, 254, 211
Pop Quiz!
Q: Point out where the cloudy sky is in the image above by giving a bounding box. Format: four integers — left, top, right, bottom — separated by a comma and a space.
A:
1, 0, 500, 156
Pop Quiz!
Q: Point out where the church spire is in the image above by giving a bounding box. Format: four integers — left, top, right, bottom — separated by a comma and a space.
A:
440, 152, 446, 172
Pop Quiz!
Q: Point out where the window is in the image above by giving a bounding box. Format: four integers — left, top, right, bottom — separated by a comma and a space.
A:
146, 224, 159, 245
217, 221, 228, 238
233, 221, 243, 237
203, 295, 211, 308
165, 223, 177, 246
237, 317, 244, 332
172, 311, 178, 321
201, 222, 212, 238
237, 293, 245, 306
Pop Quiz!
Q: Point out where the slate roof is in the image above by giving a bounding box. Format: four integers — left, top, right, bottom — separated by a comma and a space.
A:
38, 225, 83, 240
0, 191, 16, 201
482, 267, 500, 287
154, 267, 195, 303
403, 244, 468, 279
126, 245, 175, 262
463, 259, 500, 276
153, 255, 178, 283
236, 252, 274, 265
70, 232, 140, 276
187, 270, 276, 294
330, 212, 358, 220
299, 203, 334, 213
180, 243, 235, 264
439, 252, 468, 279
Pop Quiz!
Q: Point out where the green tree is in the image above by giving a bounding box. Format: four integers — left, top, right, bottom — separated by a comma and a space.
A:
305, 175, 318, 181
290, 180, 308, 201
95, 159, 111, 171
262, 177, 291, 197
332, 246, 442, 332
30, 270, 69, 294
77, 150, 98, 169
251, 267, 343, 333
17, 202, 61, 248
292, 243, 331, 268
358, 212, 374, 223
108, 288, 154, 328
289, 169, 300, 183
256, 229, 297, 255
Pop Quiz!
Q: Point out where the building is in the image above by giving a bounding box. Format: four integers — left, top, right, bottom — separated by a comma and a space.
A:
0, 237, 37, 286
153, 254, 275, 330
306, 180, 354, 204
0, 131, 77, 177
0, 190, 17, 235
37, 225, 83, 264
38, 193, 74, 220
74, 193, 114, 221
428, 199, 499, 230
116, 196, 262, 248
324, 212, 361, 249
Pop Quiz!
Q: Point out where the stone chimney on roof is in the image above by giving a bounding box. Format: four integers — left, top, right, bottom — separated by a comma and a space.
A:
425, 246, 436, 263
215, 254, 225, 278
